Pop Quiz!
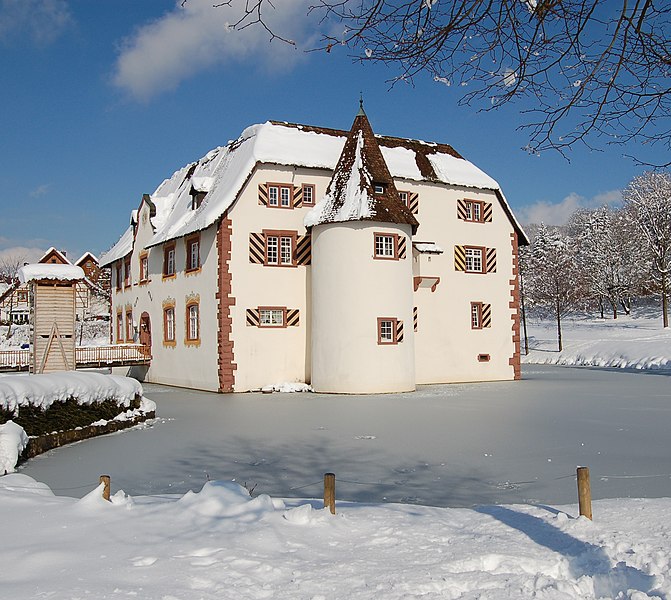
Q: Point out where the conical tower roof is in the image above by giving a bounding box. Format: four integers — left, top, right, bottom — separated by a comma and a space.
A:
305, 107, 419, 232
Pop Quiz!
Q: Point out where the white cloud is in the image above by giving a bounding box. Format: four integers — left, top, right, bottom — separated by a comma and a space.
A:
0, 246, 46, 265
518, 189, 623, 226
0, 0, 73, 45
30, 184, 51, 198
112, 0, 316, 102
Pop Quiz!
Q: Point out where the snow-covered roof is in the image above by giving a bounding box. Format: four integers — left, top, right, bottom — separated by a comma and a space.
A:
75, 252, 99, 266
99, 226, 134, 267
18, 264, 84, 283
38, 247, 70, 265
305, 110, 418, 231
413, 241, 444, 254
100, 120, 526, 263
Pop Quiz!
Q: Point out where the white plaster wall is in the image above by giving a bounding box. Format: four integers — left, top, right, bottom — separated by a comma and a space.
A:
402, 181, 518, 384
110, 201, 220, 391
227, 165, 331, 391
311, 222, 415, 394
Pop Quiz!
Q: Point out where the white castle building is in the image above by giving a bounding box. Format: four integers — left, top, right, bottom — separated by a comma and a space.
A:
101, 107, 528, 393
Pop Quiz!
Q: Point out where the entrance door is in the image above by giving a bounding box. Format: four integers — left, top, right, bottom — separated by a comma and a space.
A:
139, 312, 151, 354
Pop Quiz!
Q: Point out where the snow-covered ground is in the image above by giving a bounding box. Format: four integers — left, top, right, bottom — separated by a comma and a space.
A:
2, 472, 671, 599
3, 311, 671, 599
0, 321, 111, 349
523, 308, 671, 370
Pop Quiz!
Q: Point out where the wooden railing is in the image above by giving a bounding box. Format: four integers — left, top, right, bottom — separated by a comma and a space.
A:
0, 349, 31, 371
0, 345, 151, 372
76, 345, 152, 367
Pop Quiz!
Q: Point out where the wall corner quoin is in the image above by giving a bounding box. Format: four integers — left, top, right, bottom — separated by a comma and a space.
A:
216, 214, 237, 392
509, 232, 522, 380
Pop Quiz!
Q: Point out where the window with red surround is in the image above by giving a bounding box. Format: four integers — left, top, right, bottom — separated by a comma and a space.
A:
465, 246, 485, 273
115, 263, 122, 290
185, 302, 200, 343
124, 258, 131, 288
377, 317, 399, 345
471, 302, 483, 329
259, 307, 287, 327
185, 234, 201, 272
267, 183, 293, 209
398, 191, 408, 207
163, 306, 176, 344
464, 200, 485, 222
302, 184, 315, 205
116, 311, 123, 343
126, 310, 134, 342
374, 233, 399, 260
139, 253, 148, 283
264, 230, 297, 267
163, 243, 176, 278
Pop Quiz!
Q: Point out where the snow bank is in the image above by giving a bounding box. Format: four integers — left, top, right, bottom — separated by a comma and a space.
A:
0, 372, 142, 415
1, 474, 670, 599
523, 313, 671, 371
261, 382, 313, 393
0, 420, 28, 473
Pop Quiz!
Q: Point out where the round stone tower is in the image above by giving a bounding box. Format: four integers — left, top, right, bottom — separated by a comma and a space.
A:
305, 104, 418, 393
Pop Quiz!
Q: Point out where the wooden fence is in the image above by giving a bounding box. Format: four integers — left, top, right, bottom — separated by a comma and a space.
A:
0, 349, 31, 371
0, 345, 151, 372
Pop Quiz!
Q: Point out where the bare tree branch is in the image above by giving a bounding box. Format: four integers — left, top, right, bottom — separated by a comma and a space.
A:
200, 0, 670, 163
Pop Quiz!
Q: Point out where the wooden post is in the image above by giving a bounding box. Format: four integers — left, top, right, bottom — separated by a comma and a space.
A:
323, 472, 336, 515
577, 466, 592, 520
100, 475, 111, 502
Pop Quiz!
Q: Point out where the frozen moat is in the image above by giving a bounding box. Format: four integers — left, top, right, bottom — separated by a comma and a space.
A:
18, 365, 671, 507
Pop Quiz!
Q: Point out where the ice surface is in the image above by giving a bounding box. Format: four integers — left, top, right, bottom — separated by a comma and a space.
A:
5, 315, 671, 599
18, 365, 671, 509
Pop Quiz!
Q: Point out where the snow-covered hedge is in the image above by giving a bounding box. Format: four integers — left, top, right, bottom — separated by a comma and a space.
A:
0, 372, 142, 415
0, 372, 153, 474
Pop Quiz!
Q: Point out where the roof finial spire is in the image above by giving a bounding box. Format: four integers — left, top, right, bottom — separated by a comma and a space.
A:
357, 92, 366, 116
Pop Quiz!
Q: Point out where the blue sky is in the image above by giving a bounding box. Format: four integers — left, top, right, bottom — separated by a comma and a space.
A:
0, 0, 659, 263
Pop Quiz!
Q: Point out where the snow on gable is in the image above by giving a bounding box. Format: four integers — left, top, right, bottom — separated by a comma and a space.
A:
428, 152, 499, 190
253, 122, 344, 170
106, 120, 521, 250
18, 263, 84, 283
380, 146, 423, 181
146, 123, 346, 247
99, 225, 134, 267
305, 131, 375, 228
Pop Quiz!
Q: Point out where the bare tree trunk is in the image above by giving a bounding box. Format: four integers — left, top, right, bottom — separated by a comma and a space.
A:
5, 295, 13, 340
599, 297, 604, 319
556, 295, 563, 352
663, 273, 669, 328
609, 298, 618, 320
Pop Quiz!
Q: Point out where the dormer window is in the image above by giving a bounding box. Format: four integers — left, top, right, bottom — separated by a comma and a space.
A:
374, 183, 386, 194
191, 191, 206, 210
